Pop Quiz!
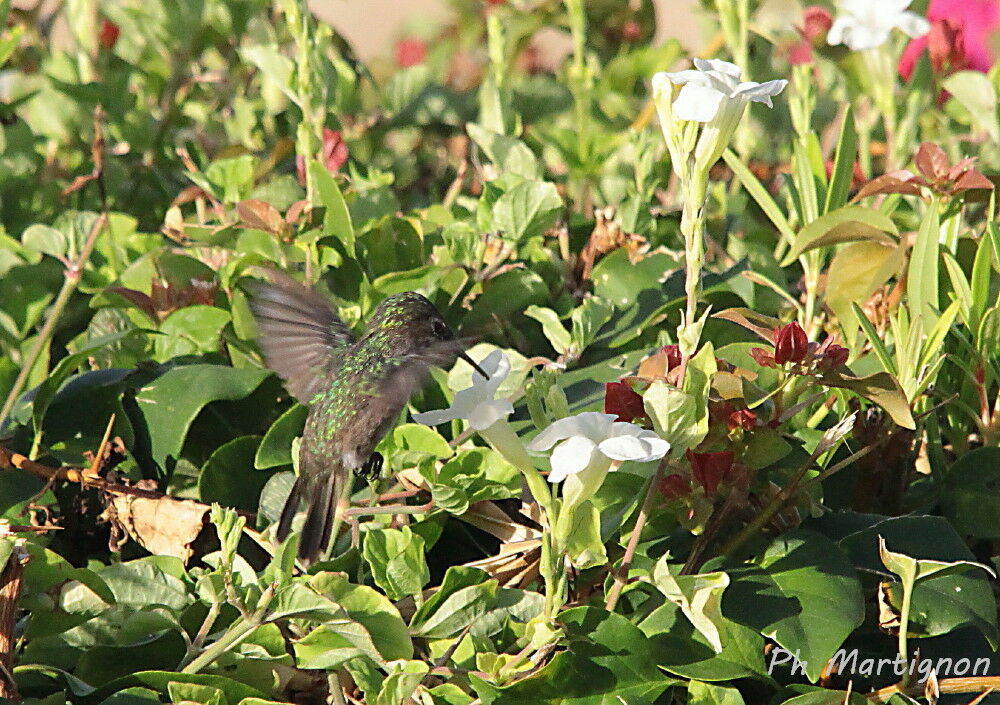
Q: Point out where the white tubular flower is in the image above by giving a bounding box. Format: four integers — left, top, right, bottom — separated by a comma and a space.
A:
412, 350, 514, 431
528, 412, 670, 484
653, 59, 787, 172
827, 0, 929, 51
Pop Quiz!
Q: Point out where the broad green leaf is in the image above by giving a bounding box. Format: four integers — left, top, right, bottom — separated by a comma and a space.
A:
819, 370, 915, 429
21, 224, 67, 260
942, 71, 1000, 142
255, 404, 306, 469
564, 500, 607, 569
362, 527, 429, 602
167, 682, 225, 705
780, 206, 898, 266
725, 530, 864, 681
473, 607, 678, 705
492, 181, 562, 242
643, 343, 715, 455
524, 306, 571, 355
375, 660, 430, 705
134, 365, 270, 469
466, 123, 539, 180
688, 681, 745, 705
826, 241, 903, 346
199, 436, 275, 511
309, 160, 355, 256
411, 567, 490, 633
652, 558, 729, 653
309, 572, 413, 661
879, 536, 995, 585
942, 448, 1000, 540
294, 621, 384, 669
570, 297, 613, 354
155, 306, 231, 361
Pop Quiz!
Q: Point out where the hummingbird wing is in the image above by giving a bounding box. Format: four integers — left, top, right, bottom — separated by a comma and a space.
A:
246, 270, 355, 405
374, 339, 474, 412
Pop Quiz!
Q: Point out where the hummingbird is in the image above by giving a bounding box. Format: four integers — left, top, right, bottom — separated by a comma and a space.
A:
247, 270, 486, 564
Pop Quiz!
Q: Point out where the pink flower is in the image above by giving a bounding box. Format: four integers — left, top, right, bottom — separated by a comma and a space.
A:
899, 0, 999, 79
295, 129, 348, 186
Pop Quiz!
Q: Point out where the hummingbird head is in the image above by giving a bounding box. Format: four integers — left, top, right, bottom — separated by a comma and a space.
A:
365, 293, 488, 378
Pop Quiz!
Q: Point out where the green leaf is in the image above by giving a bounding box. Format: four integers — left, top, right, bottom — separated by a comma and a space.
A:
643, 343, 715, 456
199, 436, 274, 511
155, 306, 231, 361
725, 530, 864, 682
823, 106, 858, 215
564, 500, 607, 569
826, 241, 903, 346
780, 206, 898, 266
492, 181, 562, 243
942, 71, 1000, 142
687, 681, 745, 705
21, 224, 68, 260
473, 607, 677, 705
570, 297, 613, 354
723, 149, 795, 243
255, 404, 306, 469
651, 561, 729, 654
942, 448, 1000, 540
309, 161, 355, 257
362, 526, 429, 602
375, 660, 430, 705
906, 205, 941, 332
524, 306, 571, 355
879, 535, 995, 585
819, 370, 915, 429
135, 365, 270, 470
467, 124, 539, 180
294, 621, 384, 669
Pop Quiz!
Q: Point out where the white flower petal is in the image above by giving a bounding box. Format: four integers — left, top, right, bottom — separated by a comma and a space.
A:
694, 57, 742, 78
664, 69, 711, 87
894, 12, 929, 38
548, 436, 596, 484
599, 431, 670, 463
467, 399, 514, 431
527, 412, 616, 451
652, 72, 674, 96
672, 83, 725, 122
734, 79, 788, 108
412, 408, 457, 426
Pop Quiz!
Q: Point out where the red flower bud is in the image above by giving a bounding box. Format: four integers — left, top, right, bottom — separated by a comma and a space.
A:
604, 380, 647, 424
727, 408, 757, 431
99, 19, 120, 50
394, 37, 427, 68
819, 343, 849, 371
801, 6, 833, 42
774, 321, 808, 365
657, 474, 691, 501
296, 128, 348, 186
621, 20, 642, 43
662, 344, 683, 372
687, 450, 735, 497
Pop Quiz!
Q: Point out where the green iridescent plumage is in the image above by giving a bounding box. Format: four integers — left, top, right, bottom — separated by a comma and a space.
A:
248, 274, 476, 564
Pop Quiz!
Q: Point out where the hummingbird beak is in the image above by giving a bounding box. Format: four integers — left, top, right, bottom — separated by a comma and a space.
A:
459, 352, 490, 380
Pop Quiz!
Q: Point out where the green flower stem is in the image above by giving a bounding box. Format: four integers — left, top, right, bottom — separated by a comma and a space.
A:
181, 583, 276, 674
479, 420, 566, 617
480, 421, 552, 514
678, 170, 709, 353
897, 578, 915, 688
0, 213, 108, 432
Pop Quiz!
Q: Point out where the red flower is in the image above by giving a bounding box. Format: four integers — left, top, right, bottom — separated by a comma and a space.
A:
899, 0, 1000, 79
395, 37, 427, 68
604, 380, 647, 424
621, 20, 642, 43
658, 474, 691, 501
727, 408, 757, 431
99, 19, 120, 50
774, 321, 808, 365
687, 450, 735, 496
296, 128, 348, 186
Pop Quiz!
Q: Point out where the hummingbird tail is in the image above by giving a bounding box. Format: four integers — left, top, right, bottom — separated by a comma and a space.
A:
276, 476, 303, 543
298, 472, 338, 564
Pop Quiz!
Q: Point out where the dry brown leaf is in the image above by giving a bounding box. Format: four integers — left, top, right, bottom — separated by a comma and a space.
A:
108, 494, 210, 564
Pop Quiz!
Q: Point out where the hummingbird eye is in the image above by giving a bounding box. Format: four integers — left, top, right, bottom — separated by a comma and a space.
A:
432, 319, 453, 340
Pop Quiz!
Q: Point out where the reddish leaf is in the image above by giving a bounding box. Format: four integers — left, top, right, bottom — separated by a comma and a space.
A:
953, 168, 994, 192
604, 380, 647, 423
915, 142, 950, 182
853, 171, 924, 200
236, 199, 284, 234
687, 450, 735, 496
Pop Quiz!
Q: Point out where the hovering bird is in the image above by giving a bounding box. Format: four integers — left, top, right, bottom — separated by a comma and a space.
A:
247, 270, 485, 564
